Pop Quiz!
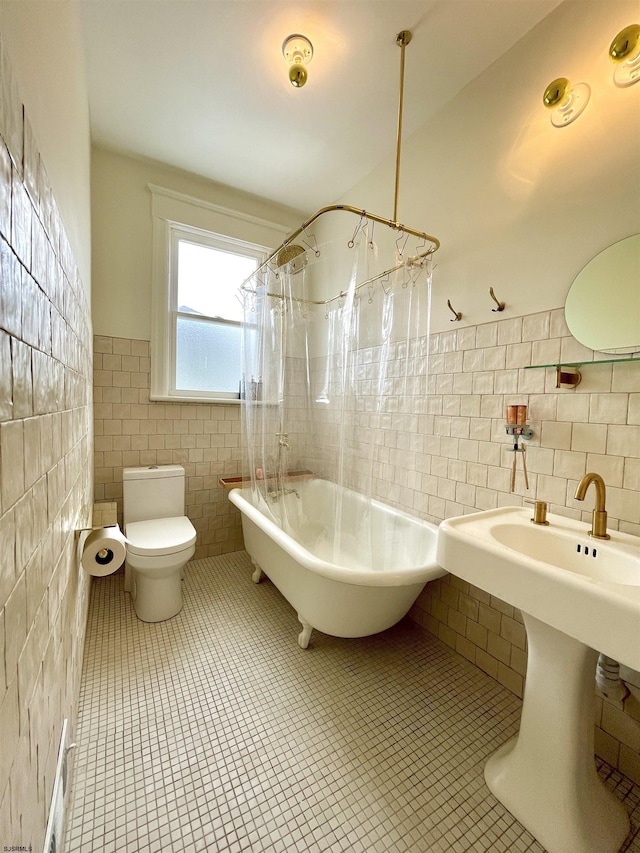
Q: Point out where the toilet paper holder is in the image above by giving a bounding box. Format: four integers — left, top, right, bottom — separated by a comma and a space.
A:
74, 522, 119, 542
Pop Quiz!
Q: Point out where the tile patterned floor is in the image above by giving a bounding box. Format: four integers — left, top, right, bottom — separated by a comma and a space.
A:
66, 552, 640, 853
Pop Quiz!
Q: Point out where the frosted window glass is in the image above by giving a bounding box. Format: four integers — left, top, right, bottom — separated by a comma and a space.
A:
176, 318, 241, 393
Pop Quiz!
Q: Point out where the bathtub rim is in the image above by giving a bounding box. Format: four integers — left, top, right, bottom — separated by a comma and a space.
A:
228, 482, 446, 588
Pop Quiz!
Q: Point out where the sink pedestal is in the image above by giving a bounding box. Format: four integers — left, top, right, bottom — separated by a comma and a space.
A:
484, 615, 629, 853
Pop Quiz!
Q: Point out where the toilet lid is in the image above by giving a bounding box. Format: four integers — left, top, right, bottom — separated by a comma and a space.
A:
125, 516, 196, 557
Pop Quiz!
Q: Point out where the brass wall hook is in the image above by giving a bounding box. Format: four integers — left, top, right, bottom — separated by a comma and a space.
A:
489, 287, 505, 312
447, 299, 462, 322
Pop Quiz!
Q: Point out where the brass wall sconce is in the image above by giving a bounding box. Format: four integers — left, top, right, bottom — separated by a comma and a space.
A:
543, 77, 590, 127
609, 23, 640, 87
282, 34, 313, 88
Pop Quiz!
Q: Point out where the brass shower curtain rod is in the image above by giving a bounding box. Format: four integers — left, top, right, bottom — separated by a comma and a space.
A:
248, 241, 430, 308
240, 31, 439, 297
240, 204, 440, 305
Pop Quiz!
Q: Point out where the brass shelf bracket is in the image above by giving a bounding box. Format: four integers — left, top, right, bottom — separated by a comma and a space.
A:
556, 365, 582, 388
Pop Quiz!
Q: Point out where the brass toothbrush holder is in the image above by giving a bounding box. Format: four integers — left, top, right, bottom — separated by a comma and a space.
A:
505, 424, 534, 441
505, 424, 533, 492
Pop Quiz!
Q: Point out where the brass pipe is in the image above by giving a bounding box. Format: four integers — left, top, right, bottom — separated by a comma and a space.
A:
283, 203, 438, 252
241, 203, 439, 290
394, 30, 411, 224
239, 31, 441, 301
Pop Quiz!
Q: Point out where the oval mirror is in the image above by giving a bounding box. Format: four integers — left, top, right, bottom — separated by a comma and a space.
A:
565, 234, 640, 354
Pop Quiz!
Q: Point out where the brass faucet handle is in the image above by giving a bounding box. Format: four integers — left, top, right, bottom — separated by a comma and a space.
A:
525, 499, 549, 525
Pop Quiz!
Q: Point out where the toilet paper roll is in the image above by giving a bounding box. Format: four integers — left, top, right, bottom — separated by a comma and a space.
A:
81, 525, 127, 576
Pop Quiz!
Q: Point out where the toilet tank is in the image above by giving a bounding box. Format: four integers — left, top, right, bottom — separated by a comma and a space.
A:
123, 465, 186, 524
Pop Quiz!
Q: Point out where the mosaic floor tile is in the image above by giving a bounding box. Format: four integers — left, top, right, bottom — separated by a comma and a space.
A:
66, 551, 640, 852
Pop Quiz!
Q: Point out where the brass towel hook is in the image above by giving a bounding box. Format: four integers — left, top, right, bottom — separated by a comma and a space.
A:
489, 287, 505, 312
447, 299, 462, 322
489, 287, 504, 314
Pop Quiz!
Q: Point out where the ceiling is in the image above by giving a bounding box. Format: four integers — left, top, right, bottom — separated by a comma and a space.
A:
80, 0, 564, 215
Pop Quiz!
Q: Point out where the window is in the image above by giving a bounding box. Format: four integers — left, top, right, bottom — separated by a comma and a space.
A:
150, 185, 289, 402
172, 227, 262, 398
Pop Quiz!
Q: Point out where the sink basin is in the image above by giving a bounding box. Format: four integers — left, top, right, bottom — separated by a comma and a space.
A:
437, 506, 640, 853
491, 520, 640, 586
438, 506, 640, 670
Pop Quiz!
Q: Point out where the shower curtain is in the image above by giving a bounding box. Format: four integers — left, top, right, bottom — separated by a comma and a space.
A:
240, 221, 432, 564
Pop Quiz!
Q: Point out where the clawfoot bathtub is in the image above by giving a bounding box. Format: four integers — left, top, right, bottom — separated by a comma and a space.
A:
229, 478, 445, 648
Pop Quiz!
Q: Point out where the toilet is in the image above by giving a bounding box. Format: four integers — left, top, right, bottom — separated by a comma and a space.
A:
123, 465, 196, 622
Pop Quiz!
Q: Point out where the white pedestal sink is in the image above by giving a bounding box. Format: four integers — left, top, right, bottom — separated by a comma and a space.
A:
437, 507, 640, 853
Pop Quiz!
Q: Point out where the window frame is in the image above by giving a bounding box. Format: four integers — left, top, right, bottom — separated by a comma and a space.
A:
149, 184, 290, 403
170, 224, 265, 400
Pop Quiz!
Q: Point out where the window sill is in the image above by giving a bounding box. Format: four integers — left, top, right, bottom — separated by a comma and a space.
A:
150, 393, 241, 405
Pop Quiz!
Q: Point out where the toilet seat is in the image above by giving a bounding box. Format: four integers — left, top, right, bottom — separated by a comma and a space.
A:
126, 516, 196, 557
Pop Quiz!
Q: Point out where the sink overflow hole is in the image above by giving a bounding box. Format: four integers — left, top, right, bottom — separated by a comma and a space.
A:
576, 544, 597, 558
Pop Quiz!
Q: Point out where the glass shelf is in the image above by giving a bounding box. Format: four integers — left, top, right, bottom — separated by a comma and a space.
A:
525, 356, 640, 370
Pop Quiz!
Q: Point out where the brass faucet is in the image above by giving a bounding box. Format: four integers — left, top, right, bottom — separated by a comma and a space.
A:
574, 472, 611, 540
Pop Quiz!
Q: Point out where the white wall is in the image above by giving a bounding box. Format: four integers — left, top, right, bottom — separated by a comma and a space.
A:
335, 0, 640, 333
91, 147, 303, 340
0, 0, 92, 289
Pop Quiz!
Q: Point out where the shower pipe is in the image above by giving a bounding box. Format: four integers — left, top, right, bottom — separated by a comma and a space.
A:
241, 32, 439, 305
393, 30, 411, 224
240, 203, 440, 308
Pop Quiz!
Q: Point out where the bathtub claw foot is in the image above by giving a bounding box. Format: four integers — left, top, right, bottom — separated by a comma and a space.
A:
298, 616, 313, 649
251, 561, 263, 584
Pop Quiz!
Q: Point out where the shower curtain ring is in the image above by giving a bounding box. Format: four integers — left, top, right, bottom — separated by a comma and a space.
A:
348, 212, 366, 248
300, 225, 320, 257
395, 230, 410, 259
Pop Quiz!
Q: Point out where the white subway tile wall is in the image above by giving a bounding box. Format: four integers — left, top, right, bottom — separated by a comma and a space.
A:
409, 319, 640, 783
0, 43, 93, 853
278, 310, 640, 783
92, 336, 244, 559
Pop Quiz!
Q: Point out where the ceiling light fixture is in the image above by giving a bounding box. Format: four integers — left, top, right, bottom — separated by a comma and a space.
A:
542, 77, 590, 127
609, 23, 640, 87
282, 34, 313, 88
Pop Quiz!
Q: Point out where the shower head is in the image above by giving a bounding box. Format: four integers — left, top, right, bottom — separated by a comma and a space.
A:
276, 243, 307, 274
